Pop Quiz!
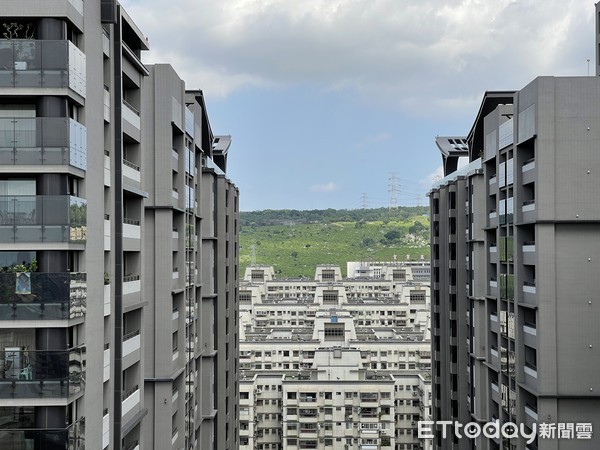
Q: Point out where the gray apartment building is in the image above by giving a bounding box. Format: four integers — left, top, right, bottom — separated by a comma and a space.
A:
0, 1, 238, 449
430, 77, 600, 450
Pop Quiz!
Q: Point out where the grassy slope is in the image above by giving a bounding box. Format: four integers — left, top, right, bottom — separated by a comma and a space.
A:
239, 217, 430, 278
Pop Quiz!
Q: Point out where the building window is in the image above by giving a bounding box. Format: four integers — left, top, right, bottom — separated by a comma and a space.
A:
324, 323, 345, 340
322, 270, 335, 280
393, 270, 406, 280
409, 290, 426, 304
322, 290, 339, 304
251, 270, 264, 281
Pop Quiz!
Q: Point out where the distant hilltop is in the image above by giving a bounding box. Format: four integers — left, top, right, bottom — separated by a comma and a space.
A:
240, 206, 429, 227
239, 206, 431, 278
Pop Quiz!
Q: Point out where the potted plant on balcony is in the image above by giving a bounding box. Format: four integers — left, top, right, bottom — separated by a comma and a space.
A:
0, 260, 38, 301
2, 22, 35, 70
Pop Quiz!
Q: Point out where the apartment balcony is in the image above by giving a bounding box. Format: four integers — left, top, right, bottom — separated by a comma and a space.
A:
0, 195, 86, 244
0, 117, 86, 170
103, 345, 110, 383
104, 151, 111, 187
523, 322, 537, 347
172, 228, 179, 249
360, 393, 379, 404
171, 149, 179, 171
101, 283, 110, 318
172, 428, 179, 447
123, 275, 141, 308
0, 272, 86, 321
103, 85, 111, 122
490, 346, 499, 366
0, 40, 86, 97
490, 381, 500, 404
123, 158, 141, 184
488, 209, 498, 227
123, 218, 141, 251
122, 100, 141, 141
103, 214, 111, 250
522, 281, 537, 305
524, 363, 538, 382
0, 346, 84, 399
0, 420, 85, 450
490, 313, 499, 333
522, 159, 536, 185
488, 245, 498, 263
524, 404, 538, 430
298, 395, 317, 404
122, 385, 141, 422
521, 200, 536, 222
102, 410, 110, 448
123, 330, 141, 359
522, 242, 536, 265
489, 279, 498, 297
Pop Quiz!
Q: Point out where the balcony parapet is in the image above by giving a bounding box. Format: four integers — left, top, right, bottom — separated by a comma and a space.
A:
0, 117, 86, 170
0, 195, 86, 244
0, 346, 85, 398
0, 40, 86, 97
0, 272, 86, 320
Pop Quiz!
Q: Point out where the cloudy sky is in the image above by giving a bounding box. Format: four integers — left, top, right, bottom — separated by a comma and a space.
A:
121, 0, 594, 211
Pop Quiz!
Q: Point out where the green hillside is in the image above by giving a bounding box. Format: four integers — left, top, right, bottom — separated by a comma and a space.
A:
239, 208, 430, 278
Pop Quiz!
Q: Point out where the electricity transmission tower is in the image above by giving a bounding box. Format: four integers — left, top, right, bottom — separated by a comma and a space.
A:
359, 193, 369, 209
388, 173, 399, 210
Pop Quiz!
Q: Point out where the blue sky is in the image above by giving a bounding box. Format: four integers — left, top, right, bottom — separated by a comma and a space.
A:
121, 0, 594, 211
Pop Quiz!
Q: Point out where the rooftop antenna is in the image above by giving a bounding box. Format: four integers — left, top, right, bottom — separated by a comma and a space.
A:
250, 245, 257, 265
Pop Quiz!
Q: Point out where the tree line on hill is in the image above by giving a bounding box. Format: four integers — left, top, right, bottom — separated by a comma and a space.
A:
240, 206, 429, 227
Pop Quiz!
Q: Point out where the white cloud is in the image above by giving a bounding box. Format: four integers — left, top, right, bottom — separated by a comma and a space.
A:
121, 0, 594, 114
310, 182, 338, 193
421, 165, 444, 188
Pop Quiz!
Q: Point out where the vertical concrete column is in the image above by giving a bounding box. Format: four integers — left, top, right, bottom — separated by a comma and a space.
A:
37, 18, 66, 40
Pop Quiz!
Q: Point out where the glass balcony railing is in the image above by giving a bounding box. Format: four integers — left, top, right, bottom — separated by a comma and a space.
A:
0, 195, 86, 243
0, 420, 84, 450
0, 272, 86, 320
0, 117, 86, 169
0, 40, 86, 96
0, 346, 85, 398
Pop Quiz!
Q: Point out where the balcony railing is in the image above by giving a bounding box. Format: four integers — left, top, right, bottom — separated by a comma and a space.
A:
0, 346, 85, 398
0, 195, 86, 243
0, 421, 85, 450
0, 40, 86, 96
0, 272, 86, 320
0, 117, 86, 169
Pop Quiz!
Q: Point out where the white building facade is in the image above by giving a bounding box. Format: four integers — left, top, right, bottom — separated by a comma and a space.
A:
239, 265, 433, 450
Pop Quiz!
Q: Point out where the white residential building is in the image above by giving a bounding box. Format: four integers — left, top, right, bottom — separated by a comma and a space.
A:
239, 265, 432, 450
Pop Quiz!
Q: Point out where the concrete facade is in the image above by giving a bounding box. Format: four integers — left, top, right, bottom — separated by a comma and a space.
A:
239, 265, 433, 450
430, 77, 600, 450
0, 2, 238, 449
